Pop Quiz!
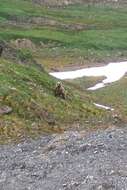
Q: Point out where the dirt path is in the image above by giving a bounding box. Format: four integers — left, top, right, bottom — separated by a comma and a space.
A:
0, 125, 127, 190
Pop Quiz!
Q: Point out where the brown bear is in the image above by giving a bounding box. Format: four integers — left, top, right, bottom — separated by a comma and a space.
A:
54, 82, 66, 99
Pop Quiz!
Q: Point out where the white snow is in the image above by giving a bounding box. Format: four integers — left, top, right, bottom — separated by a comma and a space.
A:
93, 103, 114, 111
50, 61, 127, 90
50, 61, 127, 111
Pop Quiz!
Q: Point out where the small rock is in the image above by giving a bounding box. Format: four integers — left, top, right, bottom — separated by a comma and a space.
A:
86, 175, 94, 180
47, 119, 56, 125
109, 134, 113, 138
118, 170, 127, 177
63, 183, 67, 187
97, 185, 103, 190
109, 170, 116, 175
0, 106, 12, 115
10, 38, 35, 50
20, 163, 26, 170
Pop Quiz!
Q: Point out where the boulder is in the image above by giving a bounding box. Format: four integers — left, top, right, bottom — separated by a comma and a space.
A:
10, 39, 35, 50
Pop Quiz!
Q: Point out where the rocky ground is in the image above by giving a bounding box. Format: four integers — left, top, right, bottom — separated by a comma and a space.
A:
0, 125, 127, 190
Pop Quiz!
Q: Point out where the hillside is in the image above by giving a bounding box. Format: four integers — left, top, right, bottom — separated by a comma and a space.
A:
0, 0, 126, 143
0, 58, 109, 143
0, 0, 127, 70
1, 1, 127, 190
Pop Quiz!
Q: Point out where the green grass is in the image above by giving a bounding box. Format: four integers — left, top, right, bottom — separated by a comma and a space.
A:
91, 77, 127, 121
71, 75, 127, 123
0, 0, 127, 68
0, 58, 109, 143
0, 0, 126, 143
67, 76, 105, 90
0, 26, 127, 68
0, 0, 127, 25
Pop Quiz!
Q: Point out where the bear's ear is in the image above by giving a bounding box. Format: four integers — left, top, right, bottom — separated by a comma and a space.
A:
57, 82, 61, 85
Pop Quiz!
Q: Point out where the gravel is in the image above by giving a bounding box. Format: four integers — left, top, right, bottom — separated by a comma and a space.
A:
0, 125, 127, 190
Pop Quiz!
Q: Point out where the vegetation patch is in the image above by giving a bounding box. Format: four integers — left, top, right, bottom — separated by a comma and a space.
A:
91, 77, 127, 121
0, 0, 126, 143
0, 1, 127, 69
0, 58, 109, 143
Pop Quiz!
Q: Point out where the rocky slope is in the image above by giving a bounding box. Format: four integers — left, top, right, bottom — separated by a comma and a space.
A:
1, 126, 127, 190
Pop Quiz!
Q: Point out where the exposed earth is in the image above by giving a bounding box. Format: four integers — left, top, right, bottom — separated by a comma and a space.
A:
1, 125, 127, 190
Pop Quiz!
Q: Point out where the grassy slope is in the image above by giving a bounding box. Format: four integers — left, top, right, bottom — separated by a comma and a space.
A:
91, 77, 127, 121
0, 0, 127, 69
0, 0, 126, 142
0, 58, 108, 143
70, 75, 127, 123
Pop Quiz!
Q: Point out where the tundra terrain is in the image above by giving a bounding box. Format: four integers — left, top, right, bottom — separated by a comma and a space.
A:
0, 0, 127, 189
